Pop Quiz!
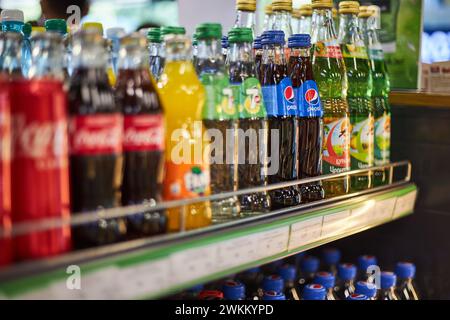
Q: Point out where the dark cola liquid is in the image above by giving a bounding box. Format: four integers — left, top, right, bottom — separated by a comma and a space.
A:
69, 67, 126, 248
255, 52, 263, 82
289, 55, 325, 202
261, 62, 301, 208
115, 69, 166, 238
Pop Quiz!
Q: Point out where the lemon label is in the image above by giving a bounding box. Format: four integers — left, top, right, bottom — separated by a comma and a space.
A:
232, 77, 267, 119
201, 73, 238, 120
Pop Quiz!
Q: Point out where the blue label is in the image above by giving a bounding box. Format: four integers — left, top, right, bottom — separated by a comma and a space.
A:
261, 77, 297, 117
296, 80, 323, 117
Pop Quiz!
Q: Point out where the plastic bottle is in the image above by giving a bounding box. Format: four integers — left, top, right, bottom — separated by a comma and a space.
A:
354, 281, 377, 300
321, 248, 341, 274
314, 271, 339, 300
261, 274, 285, 298
299, 255, 320, 289
299, 4, 313, 34
336, 263, 357, 299
147, 27, 164, 80
357, 254, 377, 281
0, 30, 23, 77
302, 283, 326, 300
378, 271, 399, 300
44, 19, 70, 84
395, 262, 419, 300
278, 264, 301, 300
223, 280, 246, 300
234, 0, 257, 38
1, 10, 26, 77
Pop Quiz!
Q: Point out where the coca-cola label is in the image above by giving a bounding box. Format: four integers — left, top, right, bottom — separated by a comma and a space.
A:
69, 114, 123, 155
123, 114, 164, 152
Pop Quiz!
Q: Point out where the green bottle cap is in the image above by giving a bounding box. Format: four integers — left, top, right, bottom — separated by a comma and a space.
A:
45, 19, 67, 35
22, 22, 32, 37
160, 26, 186, 36
195, 23, 222, 40
228, 27, 253, 43
147, 27, 162, 43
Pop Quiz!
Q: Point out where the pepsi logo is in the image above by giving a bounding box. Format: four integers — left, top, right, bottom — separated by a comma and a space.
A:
305, 88, 319, 106
284, 86, 295, 103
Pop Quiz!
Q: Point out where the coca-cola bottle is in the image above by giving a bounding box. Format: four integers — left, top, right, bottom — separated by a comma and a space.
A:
115, 33, 166, 238
68, 30, 126, 248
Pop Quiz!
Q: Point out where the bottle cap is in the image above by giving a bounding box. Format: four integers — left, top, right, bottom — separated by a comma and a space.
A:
22, 23, 32, 38
45, 19, 68, 35
199, 290, 224, 300
358, 255, 378, 273
221, 35, 229, 49
299, 4, 313, 16
236, 0, 257, 12
228, 27, 253, 43
161, 26, 186, 36
358, 6, 372, 18
313, 271, 335, 289
277, 264, 297, 281
261, 30, 285, 46
272, 0, 293, 12
262, 275, 284, 293
337, 263, 357, 281
265, 4, 273, 15
302, 284, 326, 300
147, 27, 162, 43
196, 23, 222, 40
82, 22, 104, 35
300, 255, 320, 274
292, 9, 302, 19
338, 1, 360, 14
347, 293, 368, 300
253, 36, 262, 49
32, 26, 46, 34
395, 262, 416, 279
311, 0, 333, 9
1, 9, 24, 23
222, 280, 246, 300
322, 248, 341, 266
380, 271, 397, 289
263, 291, 286, 300
332, 7, 338, 18
354, 281, 377, 298
106, 27, 126, 39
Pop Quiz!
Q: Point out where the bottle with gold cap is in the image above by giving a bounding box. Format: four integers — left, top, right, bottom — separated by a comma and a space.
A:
291, 8, 301, 35
271, 0, 293, 43
310, 0, 350, 197
263, 3, 273, 33
338, 0, 374, 192
332, 7, 339, 31
234, 0, 257, 38
298, 4, 312, 34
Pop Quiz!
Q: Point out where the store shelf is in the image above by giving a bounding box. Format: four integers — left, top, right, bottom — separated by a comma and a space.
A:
390, 91, 450, 108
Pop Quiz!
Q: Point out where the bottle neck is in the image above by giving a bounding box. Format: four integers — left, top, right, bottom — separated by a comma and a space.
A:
165, 40, 191, 63
289, 46, 311, 58
338, 13, 364, 45
262, 43, 286, 66
28, 37, 66, 80
311, 8, 337, 44
263, 13, 273, 32
0, 33, 23, 76
196, 38, 225, 73
299, 16, 312, 34
118, 46, 148, 70
149, 42, 163, 57
272, 10, 292, 40
228, 42, 254, 64
72, 41, 108, 70
234, 10, 256, 34
366, 16, 382, 50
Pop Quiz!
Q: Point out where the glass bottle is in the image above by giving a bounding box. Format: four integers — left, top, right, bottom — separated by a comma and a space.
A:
234, 0, 257, 38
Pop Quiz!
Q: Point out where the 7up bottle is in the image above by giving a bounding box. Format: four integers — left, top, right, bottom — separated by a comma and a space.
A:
338, 1, 374, 191
194, 23, 240, 222
311, 0, 350, 197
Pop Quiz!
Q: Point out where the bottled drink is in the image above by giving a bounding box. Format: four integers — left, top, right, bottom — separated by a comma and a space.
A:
9, 31, 71, 260
298, 255, 320, 289
336, 263, 357, 299
0, 10, 25, 78
192, 33, 198, 67
357, 254, 377, 281
160, 26, 186, 74
395, 262, 419, 300
194, 23, 240, 222
228, 27, 271, 214
291, 9, 301, 35
147, 27, 164, 80
254, 36, 263, 81
360, 6, 391, 187
354, 281, 377, 300
159, 34, 211, 231
346, 293, 368, 300
221, 36, 229, 62
263, 291, 286, 300
338, 1, 374, 191
263, 4, 274, 33
68, 30, 126, 248
199, 290, 224, 300
302, 283, 326, 300
115, 33, 166, 238
299, 4, 313, 34
378, 271, 399, 300
237, 267, 263, 299
233, 0, 257, 38
261, 274, 285, 297
311, 0, 350, 198
106, 27, 126, 76
222, 280, 246, 300
45, 19, 70, 79
271, 0, 293, 44
22, 23, 32, 77
260, 30, 300, 208
277, 264, 301, 300
314, 271, 338, 300
321, 248, 341, 274
288, 34, 324, 202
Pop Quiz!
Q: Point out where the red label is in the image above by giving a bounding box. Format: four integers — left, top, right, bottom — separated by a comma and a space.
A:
69, 114, 123, 155
123, 114, 164, 152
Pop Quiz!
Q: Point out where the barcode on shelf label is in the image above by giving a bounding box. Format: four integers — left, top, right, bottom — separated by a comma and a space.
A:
288, 216, 323, 251
321, 210, 351, 238
256, 226, 290, 259
393, 190, 417, 218
216, 234, 259, 271
374, 197, 397, 222
350, 201, 376, 228
170, 244, 219, 283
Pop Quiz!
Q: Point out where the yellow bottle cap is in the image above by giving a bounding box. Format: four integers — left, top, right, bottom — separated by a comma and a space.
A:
338, 1, 360, 14
292, 8, 302, 19
265, 3, 273, 15
299, 4, 313, 16
82, 22, 104, 35
272, 0, 293, 12
31, 26, 46, 33
358, 5, 371, 18
311, 0, 334, 9
236, 0, 257, 12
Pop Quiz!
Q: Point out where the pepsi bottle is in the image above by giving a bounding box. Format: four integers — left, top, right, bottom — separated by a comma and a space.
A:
336, 263, 357, 299
302, 284, 326, 300
277, 264, 301, 300
222, 280, 246, 300
298, 255, 320, 289
378, 271, 399, 300
260, 30, 301, 208
357, 254, 378, 281
321, 247, 341, 275
314, 271, 339, 300
260, 274, 285, 299
354, 281, 377, 300
395, 262, 419, 300
236, 267, 263, 299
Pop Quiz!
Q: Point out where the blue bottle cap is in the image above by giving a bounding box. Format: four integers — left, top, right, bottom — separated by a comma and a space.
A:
263, 290, 286, 300
261, 30, 285, 46
380, 271, 397, 289
355, 281, 377, 298
321, 248, 341, 266
302, 284, 326, 300
253, 36, 262, 49
337, 263, 357, 281
245, 266, 261, 274
358, 255, 378, 273
222, 280, 246, 300
347, 293, 369, 300
187, 284, 204, 293
395, 262, 416, 279
313, 271, 335, 289
277, 264, 297, 281
300, 255, 320, 274
262, 274, 284, 293
288, 33, 311, 48
221, 35, 229, 49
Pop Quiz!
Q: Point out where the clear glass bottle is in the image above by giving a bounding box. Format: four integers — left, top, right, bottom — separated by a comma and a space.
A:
291, 8, 301, 34
263, 3, 273, 33
395, 262, 419, 300
336, 263, 357, 299
147, 27, 165, 80
234, 0, 257, 38
271, 0, 293, 43
299, 4, 313, 34
106, 27, 126, 76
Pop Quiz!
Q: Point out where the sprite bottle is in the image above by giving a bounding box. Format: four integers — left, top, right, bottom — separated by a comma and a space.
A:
338, 1, 374, 192
311, 0, 350, 197
360, 5, 391, 187
194, 23, 240, 222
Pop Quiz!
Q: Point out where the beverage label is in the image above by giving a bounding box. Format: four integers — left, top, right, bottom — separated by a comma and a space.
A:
123, 114, 164, 152
374, 113, 391, 165
322, 116, 351, 173
232, 77, 267, 119
163, 163, 210, 200
342, 44, 369, 59
69, 114, 123, 155
201, 74, 238, 120
261, 77, 297, 117
0, 92, 11, 166
296, 80, 323, 117
350, 116, 374, 169
369, 48, 384, 61
313, 41, 343, 59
